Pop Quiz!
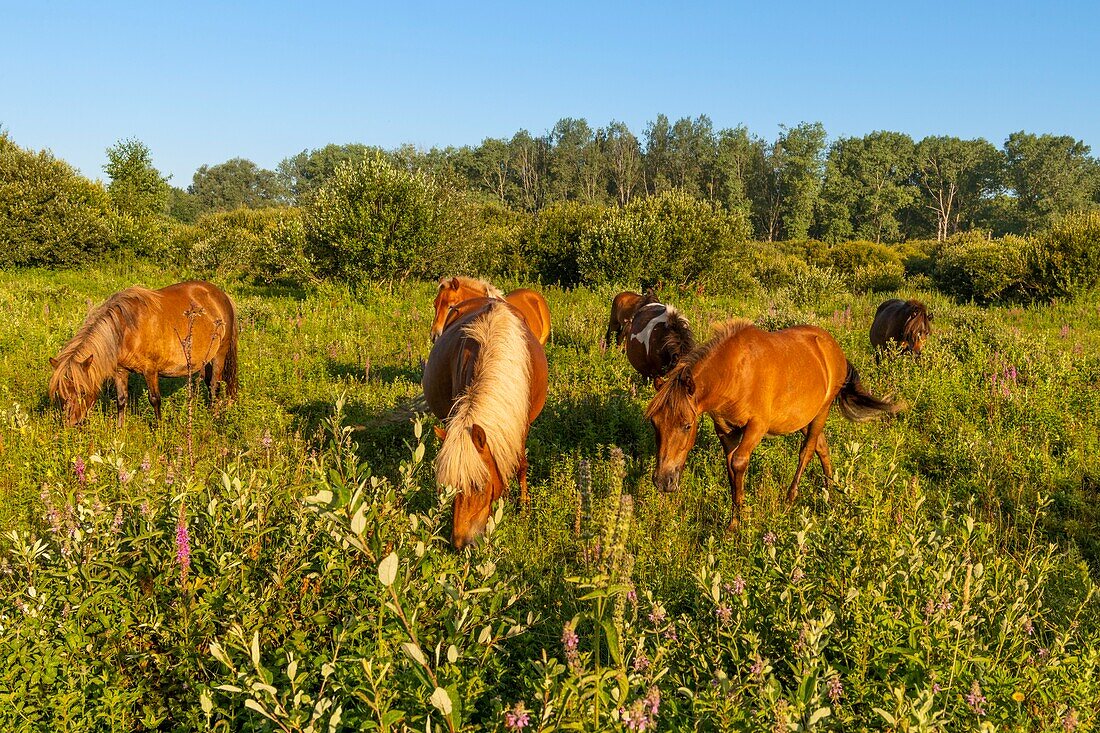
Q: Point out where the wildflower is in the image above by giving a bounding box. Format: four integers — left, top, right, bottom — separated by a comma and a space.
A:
1064, 708, 1079, 732
74, 457, 86, 484
1038, 647, 1049, 659
644, 686, 660, 716
662, 626, 678, 641
763, 531, 776, 547
1021, 616, 1034, 635
504, 701, 530, 731
732, 575, 746, 595
140, 456, 151, 472
828, 675, 843, 705
791, 567, 805, 584
562, 622, 579, 652
716, 603, 732, 625
632, 649, 650, 673
749, 655, 765, 678
932, 682, 942, 693
1012, 691, 1024, 703
118, 467, 132, 485
260, 430, 273, 450
110, 508, 123, 534
648, 605, 667, 624
176, 502, 191, 585
619, 699, 651, 731
140, 501, 152, 519
966, 680, 986, 716
1060, 324, 1070, 339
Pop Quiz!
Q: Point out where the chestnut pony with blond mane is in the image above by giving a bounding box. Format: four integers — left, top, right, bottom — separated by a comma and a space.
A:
431, 276, 551, 345
646, 319, 901, 531
48, 281, 238, 426
423, 298, 548, 548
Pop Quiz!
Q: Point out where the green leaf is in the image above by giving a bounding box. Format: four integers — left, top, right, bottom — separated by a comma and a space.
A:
429, 687, 452, 715
378, 552, 399, 586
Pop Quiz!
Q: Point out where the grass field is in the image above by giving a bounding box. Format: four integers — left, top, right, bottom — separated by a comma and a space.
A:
1, 262, 1098, 731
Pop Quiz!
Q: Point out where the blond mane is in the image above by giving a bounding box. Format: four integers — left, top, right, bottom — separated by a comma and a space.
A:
439, 275, 504, 300
645, 318, 754, 419
436, 302, 531, 494
48, 288, 162, 403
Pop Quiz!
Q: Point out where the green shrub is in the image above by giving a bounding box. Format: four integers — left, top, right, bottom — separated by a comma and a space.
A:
519, 201, 604, 287
465, 200, 531, 278
578, 190, 751, 287
851, 259, 906, 293
933, 231, 1030, 303
1027, 210, 1100, 300
0, 133, 114, 267
303, 154, 467, 281
188, 207, 311, 283
746, 243, 812, 290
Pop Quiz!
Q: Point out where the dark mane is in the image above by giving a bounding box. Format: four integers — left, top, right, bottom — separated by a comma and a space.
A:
902, 300, 930, 341
660, 305, 696, 366
645, 318, 754, 418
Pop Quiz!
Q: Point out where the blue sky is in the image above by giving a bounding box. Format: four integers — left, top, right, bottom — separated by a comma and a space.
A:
3, 0, 1097, 184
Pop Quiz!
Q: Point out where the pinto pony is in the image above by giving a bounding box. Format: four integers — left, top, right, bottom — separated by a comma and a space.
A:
646, 320, 901, 531
604, 288, 657, 347
422, 298, 548, 548
431, 276, 551, 345
625, 302, 695, 380
870, 298, 933, 360
48, 281, 238, 427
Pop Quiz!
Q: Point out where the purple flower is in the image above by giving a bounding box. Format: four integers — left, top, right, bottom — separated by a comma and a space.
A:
74, 457, 86, 484
260, 430, 273, 450
140, 501, 152, 519
791, 567, 805, 584
504, 702, 530, 731
644, 686, 660, 717
1021, 616, 1034, 635
749, 655, 765, 678
562, 622, 579, 652
118, 468, 132, 485
176, 503, 191, 584
140, 456, 151, 472
648, 605, 667, 624
110, 508, 123, 534
1038, 647, 1049, 659
732, 575, 746, 595
1060, 324, 1070, 339
632, 650, 650, 673
932, 682, 942, 693
966, 680, 986, 716
716, 603, 732, 625
1064, 708, 1079, 732
828, 675, 843, 704
763, 531, 776, 547
627, 587, 638, 605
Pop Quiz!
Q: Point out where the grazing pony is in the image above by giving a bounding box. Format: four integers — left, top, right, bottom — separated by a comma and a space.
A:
422, 298, 548, 548
604, 288, 657, 347
431, 276, 551, 345
625, 302, 695, 380
48, 281, 238, 427
870, 298, 933, 360
646, 320, 901, 530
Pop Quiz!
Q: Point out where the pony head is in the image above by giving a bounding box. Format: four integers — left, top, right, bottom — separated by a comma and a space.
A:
48, 352, 100, 426
903, 303, 933, 354
646, 367, 701, 493
430, 277, 465, 342
435, 423, 507, 548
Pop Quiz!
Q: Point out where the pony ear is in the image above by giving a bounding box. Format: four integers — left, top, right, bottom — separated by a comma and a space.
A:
679, 370, 696, 396
450, 277, 460, 290
49, 356, 59, 368
433, 425, 447, 442
469, 424, 488, 452
78, 353, 94, 366
654, 375, 667, 391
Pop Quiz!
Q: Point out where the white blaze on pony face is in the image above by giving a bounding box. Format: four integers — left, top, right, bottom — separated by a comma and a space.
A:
630, 305, 669, 356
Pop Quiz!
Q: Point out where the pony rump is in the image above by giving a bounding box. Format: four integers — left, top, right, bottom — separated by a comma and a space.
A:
436, 302, 531, 494
48, 288, 161, 406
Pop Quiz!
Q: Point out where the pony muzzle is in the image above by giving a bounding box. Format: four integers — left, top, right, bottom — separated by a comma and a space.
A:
654, 467, 682, 494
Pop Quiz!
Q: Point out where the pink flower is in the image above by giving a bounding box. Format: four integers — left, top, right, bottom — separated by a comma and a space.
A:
504, 702, 530, 731
73, 457, 86, 484
763, 531, 777, 547
966, 680, 986, 716
176, 502, 191, 585
828, 675, 843, 704
1064, 708, 1079, 732
716, 603, 732, 625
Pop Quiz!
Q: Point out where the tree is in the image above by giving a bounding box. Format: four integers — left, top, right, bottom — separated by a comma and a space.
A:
667, 115, 717, 199
599, 121, 642, 206
1004, 132, 1098, 231
189, 158, 288, 213
643, 114, 673, 195
714, 126, 759, 217
277, 144, 379, 200
509, 130, 549, 212
751, 123, 826, 241
818, 132, 915, 243
912, 136, 1002, 240
548, 118, 602, 203
104, 138, 169, 217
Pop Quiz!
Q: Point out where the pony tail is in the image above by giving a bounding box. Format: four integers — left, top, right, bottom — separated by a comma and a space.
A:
222, 298, 239, 399
836, 362, 903, 422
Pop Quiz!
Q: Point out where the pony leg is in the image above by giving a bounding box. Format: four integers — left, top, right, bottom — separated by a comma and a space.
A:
726, 421, 766, 532
145, 372, 162, 422
113, 370, 129, 428
787, 409, 830, 504
815, 432, 834, 485
518, 427, 531, 505
208, 358, 226, 406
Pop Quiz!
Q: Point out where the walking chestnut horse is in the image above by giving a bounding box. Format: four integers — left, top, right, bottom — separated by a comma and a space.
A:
431, 276, 551, 345
870, 298, 933, 360
48, 281, 238, 427
423, 297, 548, 548
625, 302, 695, 380
604, 288, 657, 347
646, 320, 901, 530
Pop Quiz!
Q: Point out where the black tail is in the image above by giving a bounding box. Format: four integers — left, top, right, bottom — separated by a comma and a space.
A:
222, 300, 239, 399
836, 362, 902, 422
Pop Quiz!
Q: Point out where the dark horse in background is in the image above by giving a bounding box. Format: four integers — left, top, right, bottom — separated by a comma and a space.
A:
49, 281, 238, 426
604, 286, 658, 347
646, 320, 902, 531
870, 299, 933, 361
625, 302, 695, 380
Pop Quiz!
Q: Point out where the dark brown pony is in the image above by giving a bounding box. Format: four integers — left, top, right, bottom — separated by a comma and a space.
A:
646, 320, 901, 530
49, 281, 237, 427
604, 288, 657, 347
431, 276, 551, 345
625, 302, 695, 380
422, 298, 548, 548
870, 299, 933, 360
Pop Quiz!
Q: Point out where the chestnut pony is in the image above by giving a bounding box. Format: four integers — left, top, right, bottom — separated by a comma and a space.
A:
646, 320, 901, 530
870, 298, 933, 360
48, 281, 238, 427
625, 302, 695, 380
431, 276, 551, 346
604, 288, 657, 347
423, 298, 548, 548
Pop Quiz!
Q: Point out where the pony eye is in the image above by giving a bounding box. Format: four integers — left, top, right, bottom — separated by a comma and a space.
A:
681, 423, 692, 432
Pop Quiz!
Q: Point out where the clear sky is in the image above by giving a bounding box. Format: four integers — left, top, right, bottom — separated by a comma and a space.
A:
3, 0, 1097, 185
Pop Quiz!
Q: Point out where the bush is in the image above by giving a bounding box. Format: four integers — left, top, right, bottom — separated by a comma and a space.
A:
464, 200, 531, 278
0, 133, 114, 267
188, 207, 311, 283
1027, 210, 1100, 300
303, 154, 467, 281
578, 190, 751, 287
933, 231, 1030, 303
519, 201, 604, 287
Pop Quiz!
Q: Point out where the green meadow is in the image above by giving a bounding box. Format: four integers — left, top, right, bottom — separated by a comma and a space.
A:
1, 262, 1098, 731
